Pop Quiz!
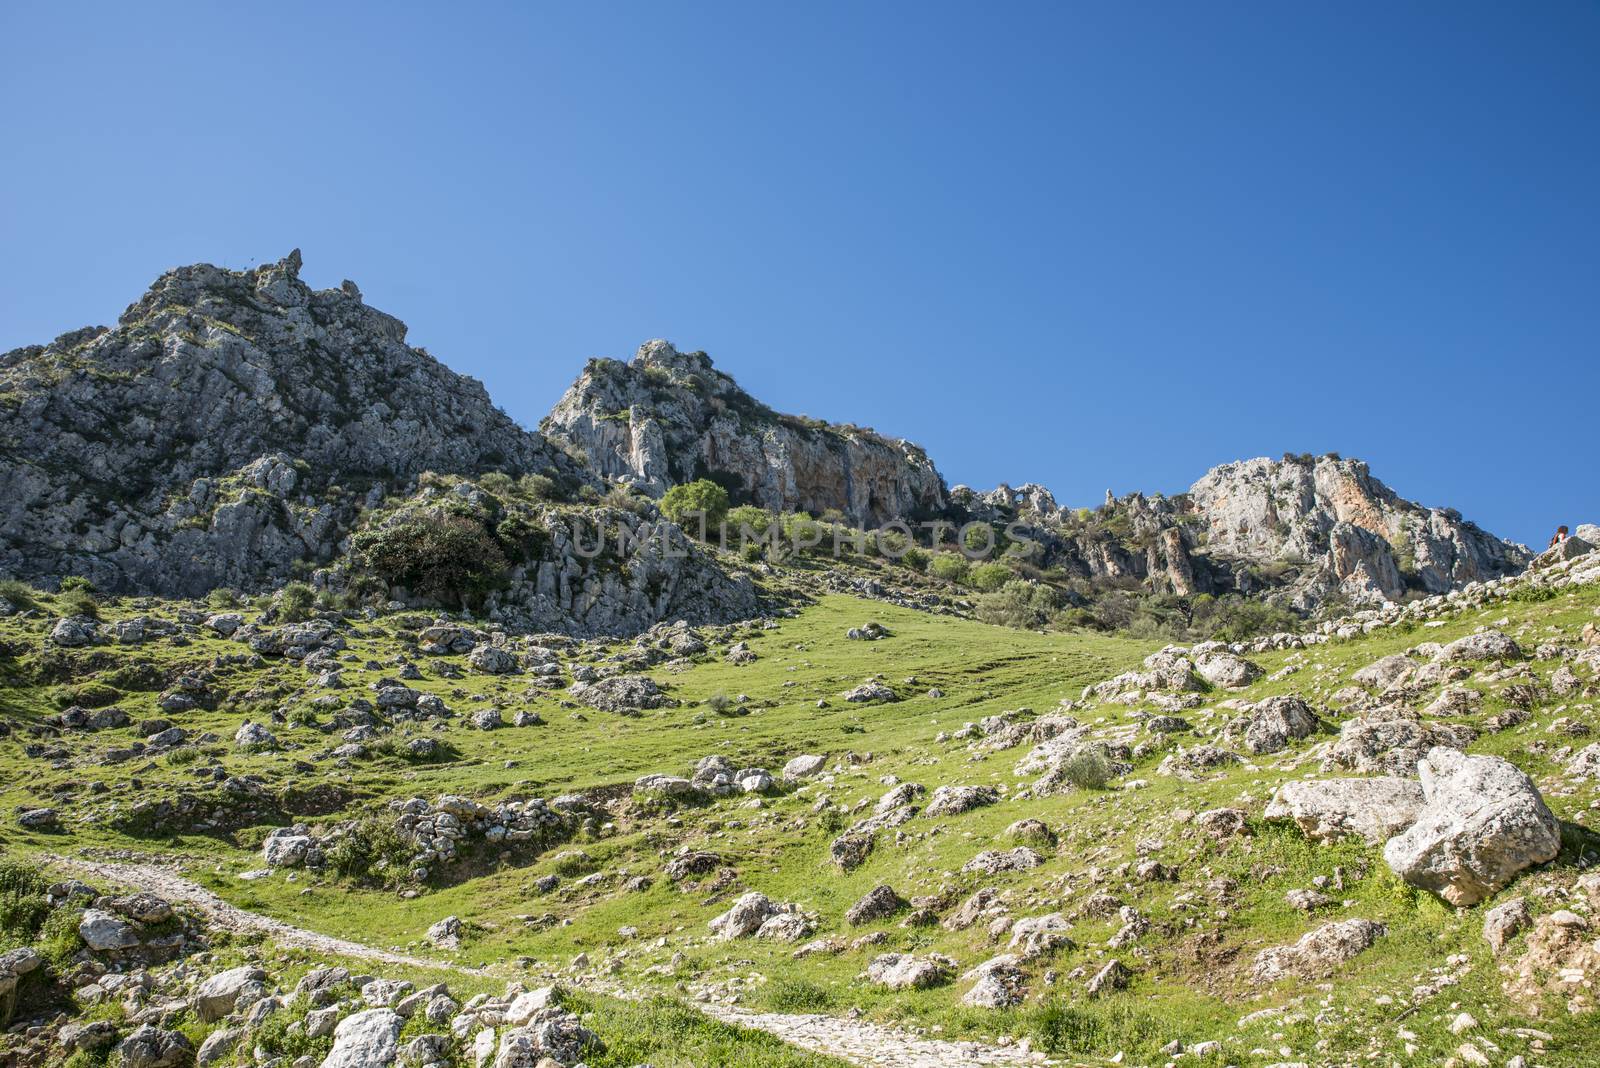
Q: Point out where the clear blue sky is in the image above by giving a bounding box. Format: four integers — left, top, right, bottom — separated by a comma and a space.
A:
3, 2, 1595, 547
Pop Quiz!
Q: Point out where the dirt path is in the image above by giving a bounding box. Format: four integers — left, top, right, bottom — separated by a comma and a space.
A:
44, 854, 467, 974
43, 854, 1040, 1068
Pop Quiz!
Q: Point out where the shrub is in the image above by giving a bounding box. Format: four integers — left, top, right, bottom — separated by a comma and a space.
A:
58, 576, 95, 594
0, 860, 51, 947
975, 580, 1061, 629
58, 590, 99, 620
206, 588, 241, 609
324, 818, 415, 884
929, 554, 969, 583
659, 480, 730, 534
517, 473, 557, 501
1060, 749, 1113, 790
706, 692, 735, 715
0, 579, 37, 611
277, 582, 316, 622
478, 471, 515, 496
899, 546, 929, 572
968, 561, 1013, 592
352, 516, 509, 608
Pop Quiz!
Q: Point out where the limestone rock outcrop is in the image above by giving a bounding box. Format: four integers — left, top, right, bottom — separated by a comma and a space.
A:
0, 251, 581, 595
543, 340, 945, 526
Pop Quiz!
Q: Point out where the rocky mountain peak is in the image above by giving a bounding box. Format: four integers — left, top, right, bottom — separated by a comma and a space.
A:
0, 252, 580, 595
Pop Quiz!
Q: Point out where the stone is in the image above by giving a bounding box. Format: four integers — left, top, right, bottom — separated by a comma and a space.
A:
923, 784, 999, 817
78, 908, 139, 951
1322, 713, 1472, 777
1483, 897, 1532, 955
468, 644, 519, 674
1194, 651, 1263, 689
1087, 959, 1132, 996
1264, 778, 1426, 844
846, 885, 907, 925
234, 720, 277, 748
1383, 748, 1561, 906
115, 1026, 192, 1068
1250, 919, 1386, 982
709, 892, 778, 939
781, 754, 826, 781
1435, 630, 1521, 662
1223, 695, 1321, 754
426, 915, 463, 949
865, 952, 952, 990
322, 1008, 403, 1068
194, 965, 268, 1022
962, 847, 1043, 874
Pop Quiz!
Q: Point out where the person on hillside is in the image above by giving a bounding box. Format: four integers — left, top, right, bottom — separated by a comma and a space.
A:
1548, 525, 1569, 550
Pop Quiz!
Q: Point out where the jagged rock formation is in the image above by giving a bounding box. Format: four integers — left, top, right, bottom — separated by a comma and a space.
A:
0, 251, 584, 596
543, 340, 945, 526
958, 455, 1528, 609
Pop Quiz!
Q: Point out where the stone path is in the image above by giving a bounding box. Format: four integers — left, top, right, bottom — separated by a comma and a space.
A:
42, 853, 1042, 1068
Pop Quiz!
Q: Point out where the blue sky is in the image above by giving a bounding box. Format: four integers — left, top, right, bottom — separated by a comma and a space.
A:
2, 2, 1595, 547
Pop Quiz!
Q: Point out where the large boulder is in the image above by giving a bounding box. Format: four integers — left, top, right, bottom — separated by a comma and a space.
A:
709, 892, 777, 940
1264, 778, 1425, 844
1383, 748, 1562, 906
115, 1026, 193, 1068
322, 1008, 403, 1068
1223, 695, 1321, 755
1194, 651, 1263, 689
865, 953, 952, 990
1434, 630, 1521, 662
194, 965, 268, 1022
78, 908, 139, 951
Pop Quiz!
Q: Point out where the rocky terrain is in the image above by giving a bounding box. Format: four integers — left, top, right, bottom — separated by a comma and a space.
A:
953, 454, 1530, 612
2, 252, 1595, 1068
543, 340, 945, 527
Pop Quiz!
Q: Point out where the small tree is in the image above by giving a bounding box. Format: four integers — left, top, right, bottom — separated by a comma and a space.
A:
660, 479, 730, 535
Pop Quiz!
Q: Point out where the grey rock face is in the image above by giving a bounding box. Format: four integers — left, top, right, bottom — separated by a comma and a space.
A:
1, 251, 581, 595
1383, 747, 1562, 906
544, 340, 945, 526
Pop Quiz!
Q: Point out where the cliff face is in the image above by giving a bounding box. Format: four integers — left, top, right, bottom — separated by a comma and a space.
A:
543, 341, 946, 526
0, 251, 582, 595
960, 456, 1530, 610
1186, 456, 1530, 605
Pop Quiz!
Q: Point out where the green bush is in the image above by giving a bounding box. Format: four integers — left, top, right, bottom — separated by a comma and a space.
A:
1060, 749, 1113, 790
58, 590, 99, 620
899, 545, 929, 572
277, 582, 316, 622
975, 580, 1061, 629
0, 580, 38, 611
323, 818, 415, 884
659, 480, 730, 534
352, 516, 509, 608
725, 505, 777, 540
58, 576, 95, 594
206, 588, 241, 609
517, 473, 558, 501
968, 561, 1013, 592
928, 554, 969, 583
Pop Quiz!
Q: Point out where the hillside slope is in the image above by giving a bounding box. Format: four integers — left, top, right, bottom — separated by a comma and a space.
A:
2, 540, 1598, 1066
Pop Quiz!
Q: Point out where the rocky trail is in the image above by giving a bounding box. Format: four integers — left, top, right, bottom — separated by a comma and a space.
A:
40, 854, 1038, 1068
43, 854, 470, 974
